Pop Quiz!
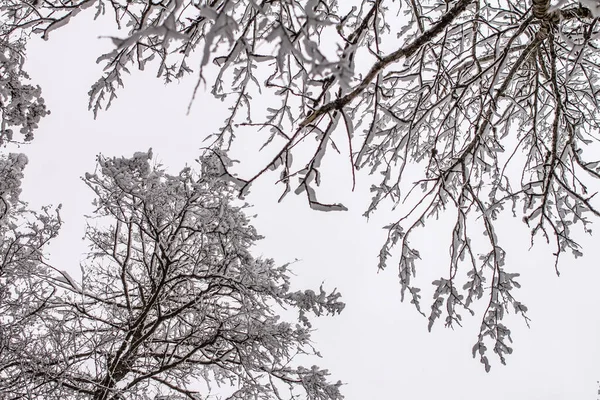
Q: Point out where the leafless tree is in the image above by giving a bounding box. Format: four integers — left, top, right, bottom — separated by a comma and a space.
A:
3, 0, 600, 368
0, 153, 62, 396
10, 150, 343, 399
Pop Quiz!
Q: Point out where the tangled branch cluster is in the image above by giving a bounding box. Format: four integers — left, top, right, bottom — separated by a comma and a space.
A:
0, 150, 344, 399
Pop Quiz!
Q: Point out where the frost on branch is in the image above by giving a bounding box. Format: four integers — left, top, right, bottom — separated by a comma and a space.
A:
197, 0, 600, 370
0, 153, 62, 397
0, 38, 49, 144
15, 150, 344, 399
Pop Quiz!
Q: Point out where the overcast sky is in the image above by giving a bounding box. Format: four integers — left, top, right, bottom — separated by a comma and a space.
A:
10, 7, 600, 399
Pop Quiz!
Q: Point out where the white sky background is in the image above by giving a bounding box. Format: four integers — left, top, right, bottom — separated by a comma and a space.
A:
9, 6, 600, 399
